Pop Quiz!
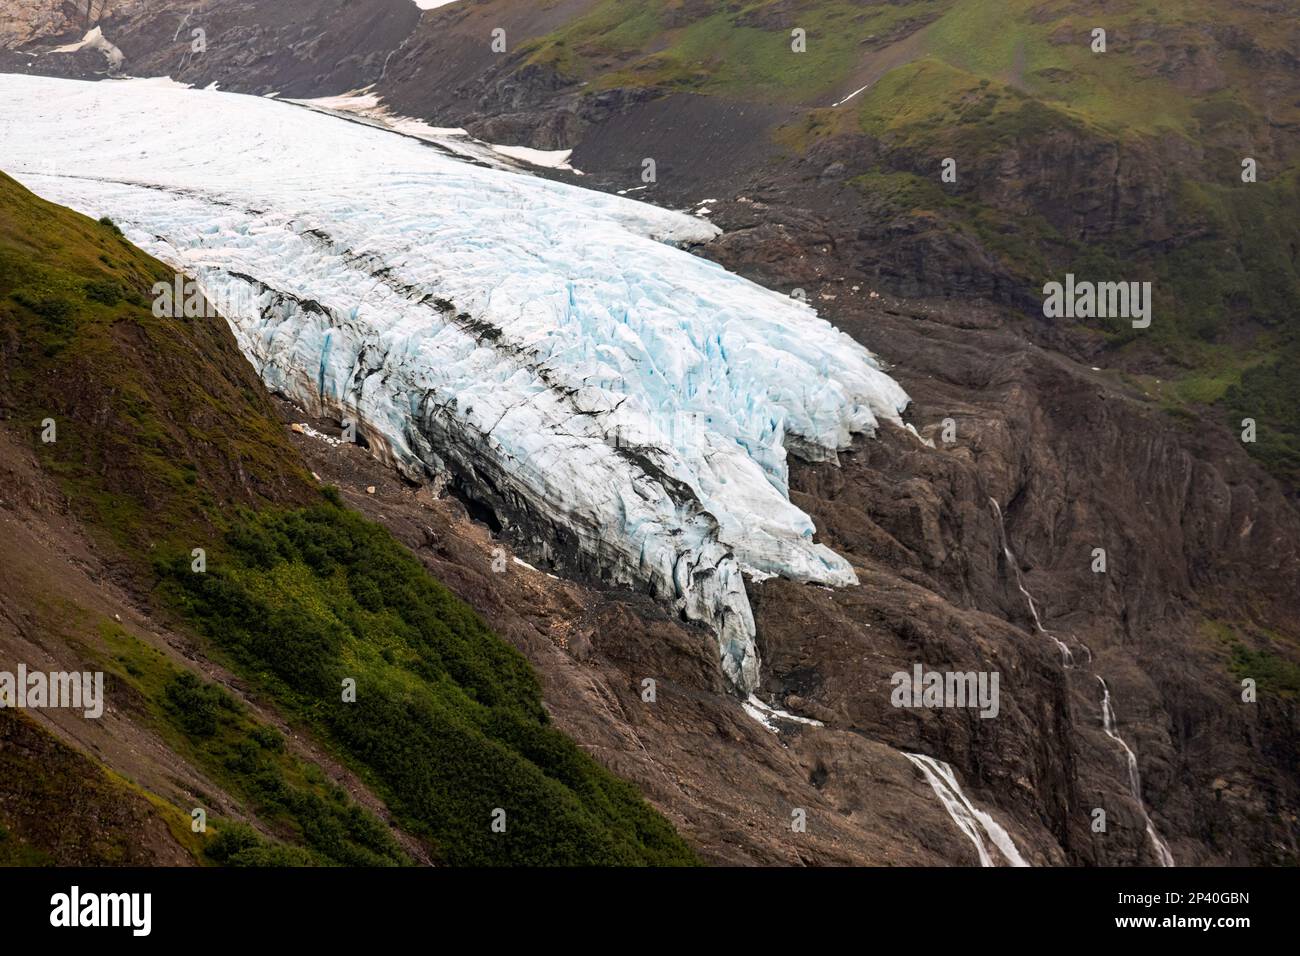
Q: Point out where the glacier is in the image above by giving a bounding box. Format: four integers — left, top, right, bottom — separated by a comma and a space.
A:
0, 74, 910, 692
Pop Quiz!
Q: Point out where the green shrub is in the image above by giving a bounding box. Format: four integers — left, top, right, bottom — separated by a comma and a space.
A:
84, 278, 123, 306
163, 671, 237, 738
250, 725, 285, 752
204, 822, 319, 867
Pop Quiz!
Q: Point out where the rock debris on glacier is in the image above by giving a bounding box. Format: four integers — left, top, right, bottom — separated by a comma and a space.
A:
0, 74, 911, 692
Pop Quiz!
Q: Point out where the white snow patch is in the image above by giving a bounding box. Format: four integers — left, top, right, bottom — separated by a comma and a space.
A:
116, 75, 194, 90
49, 27, 124, 70
285, 89, 502, 166
487, 143, 578, 172
289, 92, 589, 177
287, 90, 468, 137
294, 423, 345, 447
832, 83, 871, 108
742, 699, 776, 730
743, 694, 824, 733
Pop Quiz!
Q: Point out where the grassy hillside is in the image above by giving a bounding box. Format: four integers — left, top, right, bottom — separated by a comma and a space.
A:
519, 0, 1300, 489
521, 0, 1295, 121
0, 171, 695, 866
521, 0, 953, 99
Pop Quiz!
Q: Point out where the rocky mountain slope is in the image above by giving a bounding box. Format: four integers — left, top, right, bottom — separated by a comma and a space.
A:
1, 0, 1297, 867
267, 238, 1300, 865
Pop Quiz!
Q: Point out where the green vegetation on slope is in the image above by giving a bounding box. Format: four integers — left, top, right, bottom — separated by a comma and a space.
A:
851, 54, 1300, 343
1224, 356, 1300, 493
521, 0, 954, 100
0, 171, 695, 866
520, 0, 1300, 489
0, 178, 316, 556
98, 622, 409, 867
1202, 621, 1300, 700
155, 502, 694, 865
843, 10, 1300, 484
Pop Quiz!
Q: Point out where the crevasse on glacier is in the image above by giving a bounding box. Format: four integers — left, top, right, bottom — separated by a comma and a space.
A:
0, 74, 911, 693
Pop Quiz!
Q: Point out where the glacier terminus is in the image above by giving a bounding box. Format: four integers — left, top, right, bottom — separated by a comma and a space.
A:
0, 74, 911, 692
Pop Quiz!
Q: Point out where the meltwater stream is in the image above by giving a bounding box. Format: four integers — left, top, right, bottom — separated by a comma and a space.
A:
1098, 678, 1176, 866
903, 753, 1030, 867
989, 498, 1074, 665
988, 497, 1175, 864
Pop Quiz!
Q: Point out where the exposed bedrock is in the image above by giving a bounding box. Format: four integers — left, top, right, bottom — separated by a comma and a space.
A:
740, 283, 1300, 865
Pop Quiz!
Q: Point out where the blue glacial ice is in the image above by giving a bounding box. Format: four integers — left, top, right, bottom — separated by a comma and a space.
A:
0, 74, 911, 692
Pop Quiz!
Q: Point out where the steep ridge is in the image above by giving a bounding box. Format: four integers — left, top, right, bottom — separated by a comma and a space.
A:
0, 168, 696, 865
276, 393, 1056, 866
280, 267, 1300, 864
745, 283, 1300, 864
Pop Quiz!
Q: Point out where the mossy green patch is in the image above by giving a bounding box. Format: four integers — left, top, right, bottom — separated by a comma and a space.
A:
841, 28, 1300, 486
1203, 621, 1300, 700
0, 709, 194, 865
